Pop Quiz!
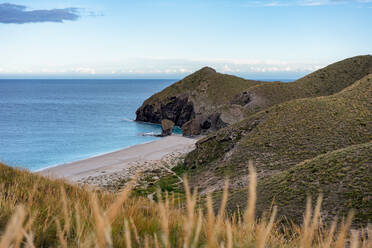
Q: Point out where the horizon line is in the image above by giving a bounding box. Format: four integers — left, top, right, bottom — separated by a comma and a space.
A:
0, 76, 299, 81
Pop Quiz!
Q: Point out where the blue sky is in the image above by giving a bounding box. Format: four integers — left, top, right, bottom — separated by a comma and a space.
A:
0, 0, 371, 79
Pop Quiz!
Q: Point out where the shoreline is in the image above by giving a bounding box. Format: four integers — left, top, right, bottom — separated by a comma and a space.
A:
35, 139, 158, 173
39, 134, 198, 184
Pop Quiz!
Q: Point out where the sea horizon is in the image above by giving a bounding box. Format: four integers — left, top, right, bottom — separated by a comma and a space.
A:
0, 77, 294, 171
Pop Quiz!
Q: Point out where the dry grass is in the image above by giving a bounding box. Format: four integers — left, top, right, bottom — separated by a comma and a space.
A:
0, 163, 371, 248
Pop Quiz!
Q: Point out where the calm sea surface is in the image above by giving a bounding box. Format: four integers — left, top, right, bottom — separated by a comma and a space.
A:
0, 79, 176, 171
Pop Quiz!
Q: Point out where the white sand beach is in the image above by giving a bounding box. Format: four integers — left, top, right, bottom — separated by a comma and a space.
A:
39, 135, 198, 186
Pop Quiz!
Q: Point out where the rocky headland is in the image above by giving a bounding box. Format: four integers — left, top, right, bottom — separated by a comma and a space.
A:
136, 56, 372, 137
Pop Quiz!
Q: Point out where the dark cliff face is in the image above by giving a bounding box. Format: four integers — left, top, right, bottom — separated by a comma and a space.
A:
135, 104, 161, 123
135, 96, 195, 127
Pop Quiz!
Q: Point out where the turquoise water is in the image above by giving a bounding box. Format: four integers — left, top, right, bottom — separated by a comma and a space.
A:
0, 79, 175, 171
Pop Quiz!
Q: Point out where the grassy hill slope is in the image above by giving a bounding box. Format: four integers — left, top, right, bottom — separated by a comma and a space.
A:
242, 55, 372, 116
144, 67, 261, 106
181, 74, 372, 194
136, 55, 372, 136
227, 142, 372, 226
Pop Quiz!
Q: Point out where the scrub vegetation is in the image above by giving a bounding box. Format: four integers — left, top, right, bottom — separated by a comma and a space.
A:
1, 163, 370, 248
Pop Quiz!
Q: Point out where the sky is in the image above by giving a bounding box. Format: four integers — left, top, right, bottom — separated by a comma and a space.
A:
0, 0, 371, 79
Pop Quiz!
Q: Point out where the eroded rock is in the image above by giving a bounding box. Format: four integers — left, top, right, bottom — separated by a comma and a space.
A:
161, 119, 175, 136
182, 119, 201, 136
181, 113, 228, 137
136, 96, 195, 127
231, 91, 252, 106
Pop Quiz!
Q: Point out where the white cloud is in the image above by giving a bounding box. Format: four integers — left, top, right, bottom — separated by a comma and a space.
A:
72, 67, 96, 74
0, 57, 326, 76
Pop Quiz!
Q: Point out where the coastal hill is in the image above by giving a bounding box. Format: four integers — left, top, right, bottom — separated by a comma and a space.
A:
136, 55, 372, 136
134, 55, 372, 224
179, 73, 372, 224
136, 67, 267, 135
229, 141, 372, 225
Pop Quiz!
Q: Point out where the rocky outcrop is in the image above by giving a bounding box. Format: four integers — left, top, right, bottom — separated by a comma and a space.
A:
231, 91, 252, 106
135, 104, 161, 124
181, 119, 200, 136
161, 119, 174, 136
136, 96, 195, 127
182, 113, 228, 136
135, 67, 260, 136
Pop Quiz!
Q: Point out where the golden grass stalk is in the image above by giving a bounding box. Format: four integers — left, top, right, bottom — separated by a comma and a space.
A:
350, 230, 360, 248
217, 179, 229, 226
244, 161, 257, 228
334, 211, 355, 248
154, 233, 160, 248
22, 229, 36, 248
124, 219, 132, 248
362, 225, 372, 248
129, 217, 140, 245
157, 190, 170, 248
321, 219, 337, 248
300, 195, 323, 248
206, 194, 217, 248
183, 177, 198, 248
256, 206, 277, 248
90, 193, 113, 248
55, 219, 68, 248
0, 205, 26, 248
226, 220, 233, 248
106, 179, 135, 224
191, 209, 203, 248
60, 186, 71, 234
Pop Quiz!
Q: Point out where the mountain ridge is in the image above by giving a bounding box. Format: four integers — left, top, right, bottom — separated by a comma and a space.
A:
136, 55, 372, 136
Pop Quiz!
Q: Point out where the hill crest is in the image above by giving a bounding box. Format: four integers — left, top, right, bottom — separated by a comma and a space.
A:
181, 73, 372, 193
136, 55, 372, 136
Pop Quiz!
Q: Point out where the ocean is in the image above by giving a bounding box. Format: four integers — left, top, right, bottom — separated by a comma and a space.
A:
0, 79, 176, 171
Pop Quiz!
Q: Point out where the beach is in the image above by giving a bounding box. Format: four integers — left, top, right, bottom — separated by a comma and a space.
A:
39, 135, 198, 188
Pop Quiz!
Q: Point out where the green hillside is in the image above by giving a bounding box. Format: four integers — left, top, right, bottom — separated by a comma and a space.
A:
144, 67, 261, 105
242, 55, 372, 116
227, 142, 372, 225
181, 74, 372, 194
